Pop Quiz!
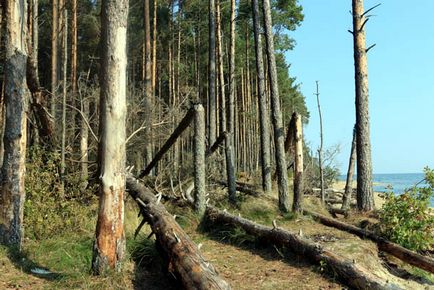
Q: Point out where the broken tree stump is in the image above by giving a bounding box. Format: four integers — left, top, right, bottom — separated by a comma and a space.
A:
304, 210, 434, 274
126, 176, 231, 290
205, 207, 401, 290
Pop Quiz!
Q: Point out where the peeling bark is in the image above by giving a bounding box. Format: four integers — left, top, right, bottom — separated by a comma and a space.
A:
0, 0, 30, 248
92, 0, 128, 274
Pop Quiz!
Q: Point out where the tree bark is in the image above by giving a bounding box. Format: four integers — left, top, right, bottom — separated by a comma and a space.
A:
71, 0, 77, 96
92, 0, 128, 274
143, 0, 153, 173
262, 0, 290, 212
152, 0, 157, 92
60, 9, 68, 196
51, 0, 58, 124
342, 125, 357, 210
352, 0, 374, 211
293, 112, 303, 213
216, 0, 236, 203
0, 0, 30, 248
126, 177, 231, 290
304, 210, 434, 274
208, 0, 216, 145
252, 0, 272, 193
206, 207, 400, 290
193, 104, 206, 216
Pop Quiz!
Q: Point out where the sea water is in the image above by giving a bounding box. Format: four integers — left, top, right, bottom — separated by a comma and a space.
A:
339, 173, 434, 206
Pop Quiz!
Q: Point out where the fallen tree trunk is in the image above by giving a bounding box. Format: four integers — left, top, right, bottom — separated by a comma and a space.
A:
304, 210, 434, 274
205, 207, 400, 290
215, 180, 260, 196
126, 176, 231, 290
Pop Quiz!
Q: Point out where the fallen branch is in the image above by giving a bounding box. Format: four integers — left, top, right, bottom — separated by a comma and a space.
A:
304, 210, 434, 274
205, 207, 400, 290
126, 176, 231, 290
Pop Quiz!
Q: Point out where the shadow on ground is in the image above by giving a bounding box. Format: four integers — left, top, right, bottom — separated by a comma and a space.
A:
6, 245, 64, 282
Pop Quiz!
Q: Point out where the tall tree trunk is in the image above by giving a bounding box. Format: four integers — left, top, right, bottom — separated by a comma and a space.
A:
71, 0, 77, 96
51, 0, 58, 125
227, 0, 237, 198
92, 0, 128, 274
315, 81, 325, 203
152, 0, 157, 92
262, 0, 290, 212
216, 0, 236, 202
352, 0, 374, 211
208, 0, 216, 145
0, 0, 30, 247
252, 0, 272, 193
143, 0, 153, 173
60, 9, 68, 196
342, 125, 357, 210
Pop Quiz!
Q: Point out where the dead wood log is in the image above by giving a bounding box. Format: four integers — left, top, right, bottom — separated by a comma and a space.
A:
215, 180, 260, 196
139, 107, 195, 178
126, 176, 231, 290
304, 210, 434, 274
206, 131, 227, 157
205, 207, 400, 290
327, 207, 349, 218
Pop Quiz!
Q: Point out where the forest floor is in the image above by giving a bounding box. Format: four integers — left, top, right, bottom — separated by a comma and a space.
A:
0, 181, 433, 289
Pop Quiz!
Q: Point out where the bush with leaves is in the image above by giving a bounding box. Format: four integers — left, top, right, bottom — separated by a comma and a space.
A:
378, 167, 434, 252
25, 146, 97, 240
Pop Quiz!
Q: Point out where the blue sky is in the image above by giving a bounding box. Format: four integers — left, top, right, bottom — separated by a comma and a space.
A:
285, 0, 434, 174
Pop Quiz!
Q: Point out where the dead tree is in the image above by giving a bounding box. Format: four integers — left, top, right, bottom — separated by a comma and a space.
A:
206, 207, 400, 290
315, 81, 325, 203
143, 0, 153, 172
92, 0, 128, 274
126, 177, 231, 290
51, 0, 58, 123
293, 112, 304, 213
304, 210, 434, 274
193, 104, 206, 215
0, 0, 31, 247
352, 0, 377, 211
342, 125, 357, 210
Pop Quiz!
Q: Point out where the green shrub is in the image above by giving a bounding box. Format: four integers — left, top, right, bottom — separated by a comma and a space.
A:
378, 167, 434, 252
25, 146, 97, 240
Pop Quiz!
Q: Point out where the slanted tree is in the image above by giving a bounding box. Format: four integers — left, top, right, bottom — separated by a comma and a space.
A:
92, 0, 128, 274
352, 0, 375, 211
342, 125, 357, 210
262, 0, 290, 211
0, 0, 31, 247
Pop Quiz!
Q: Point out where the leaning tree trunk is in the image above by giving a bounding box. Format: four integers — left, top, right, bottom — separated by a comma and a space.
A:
252, 0, 272, 193
352, 0, 374, 211
208, 0, 217, 145
0, 0, 30, 248
342, 125, 357, 210
92, 0, 128, 274
262, 0, 289, 212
